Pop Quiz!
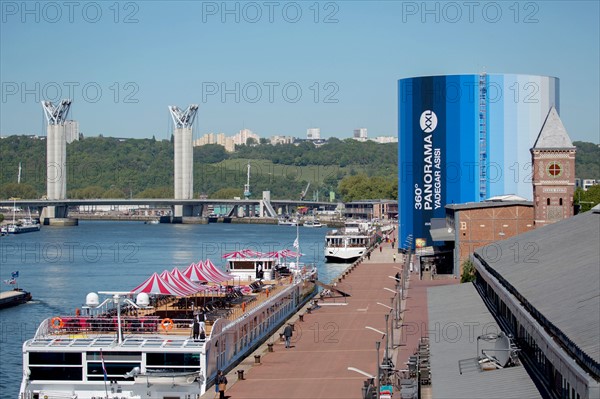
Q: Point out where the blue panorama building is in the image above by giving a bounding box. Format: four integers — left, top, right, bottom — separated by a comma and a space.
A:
398, 73, 559, 247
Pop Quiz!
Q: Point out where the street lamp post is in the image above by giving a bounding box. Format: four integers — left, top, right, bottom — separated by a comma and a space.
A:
384, 314, 390, 369
375, 341, 381, 399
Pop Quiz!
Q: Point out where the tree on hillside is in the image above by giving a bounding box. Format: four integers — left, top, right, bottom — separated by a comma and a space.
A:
103, 187, 127, 199
136, 187, 174, 198
0, 183, 38, 199
209, 188, 243, 199
574, 185, 600, 213
69, 185, 105, 199
338, 174, 397, 202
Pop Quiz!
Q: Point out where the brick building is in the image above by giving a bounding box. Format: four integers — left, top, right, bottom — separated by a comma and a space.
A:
430, 107, 576, 277
443, 198, 534, 276
531, 107, 577, 227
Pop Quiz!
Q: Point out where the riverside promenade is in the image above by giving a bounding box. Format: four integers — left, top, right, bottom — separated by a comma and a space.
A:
204, 234, 457, 399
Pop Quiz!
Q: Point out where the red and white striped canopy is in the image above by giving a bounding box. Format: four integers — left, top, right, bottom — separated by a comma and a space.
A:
222, 249, 266, 259
203, 259, 233, 282
266, 249, 303, 259
159, 270, 198, 295
130, 272, 188, 296
170, 267, 207, 292
182, 262, 212, 283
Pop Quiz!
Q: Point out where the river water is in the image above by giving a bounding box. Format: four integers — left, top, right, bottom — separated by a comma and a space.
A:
0, 221, 345, 398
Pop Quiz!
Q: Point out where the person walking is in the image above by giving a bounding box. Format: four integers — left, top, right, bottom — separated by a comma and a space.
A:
283, 324, 293, 348
393, 254, 397, 263
192, 314, 200, 340
379, 245, 383, 253
215, 370, 228, 399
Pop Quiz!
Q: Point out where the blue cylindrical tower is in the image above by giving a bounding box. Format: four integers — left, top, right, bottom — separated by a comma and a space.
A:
398, 73, 559, 247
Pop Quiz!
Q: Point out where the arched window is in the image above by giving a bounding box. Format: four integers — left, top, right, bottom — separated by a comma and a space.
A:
547, 198, 550, 206
559, 198, 563, 206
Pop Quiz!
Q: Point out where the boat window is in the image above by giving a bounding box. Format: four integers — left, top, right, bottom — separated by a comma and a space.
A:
87, 362, 141, 380
147, 352, 201, 366
30, 366, 82, 381
230, 261, 254, 270
29, 352, 82, 365
87, 351, 141, 361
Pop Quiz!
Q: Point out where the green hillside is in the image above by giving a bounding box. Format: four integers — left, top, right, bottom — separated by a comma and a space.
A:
1, 136, 597, 201
0, 136, 397, 201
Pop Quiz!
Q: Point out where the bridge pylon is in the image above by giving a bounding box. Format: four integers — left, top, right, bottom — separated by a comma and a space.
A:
41, 99, 76, 225
169, 104, 199, 221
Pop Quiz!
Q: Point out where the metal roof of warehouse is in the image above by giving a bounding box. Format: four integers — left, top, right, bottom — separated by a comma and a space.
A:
474, 207, 600, 364
428, 283, 542, 399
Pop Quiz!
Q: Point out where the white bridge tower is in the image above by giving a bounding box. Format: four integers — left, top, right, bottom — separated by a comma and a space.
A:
41, 99, 72, 221
169, 104, 199, 219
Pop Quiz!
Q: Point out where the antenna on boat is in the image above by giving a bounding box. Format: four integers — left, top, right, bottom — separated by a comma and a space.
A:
17, 162, 21, 184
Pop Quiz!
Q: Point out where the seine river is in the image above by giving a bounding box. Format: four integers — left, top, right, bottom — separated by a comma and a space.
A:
0, 221, 344, 398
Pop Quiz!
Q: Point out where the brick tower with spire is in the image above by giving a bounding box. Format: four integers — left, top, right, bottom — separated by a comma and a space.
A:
531, 107, 576, 228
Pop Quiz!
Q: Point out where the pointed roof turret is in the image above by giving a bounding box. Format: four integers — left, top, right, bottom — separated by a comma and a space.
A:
532, 107, 575, 150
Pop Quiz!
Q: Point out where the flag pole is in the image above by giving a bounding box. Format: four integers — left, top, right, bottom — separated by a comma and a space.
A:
100, 348, 109, 398
295, 222, 300, 278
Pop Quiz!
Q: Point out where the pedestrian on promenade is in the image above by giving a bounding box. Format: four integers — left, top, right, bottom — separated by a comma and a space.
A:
192, 314, 200, 340
283, 324, 293, 348
367, 251, 371, 260
215, 370, 228, 399
391, 241, 395, 249
393, 254, 397, 263
379, 245, 383, 253
395, 272, 401, 283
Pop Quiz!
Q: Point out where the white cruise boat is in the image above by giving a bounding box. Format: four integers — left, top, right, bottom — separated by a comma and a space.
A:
324, 221, 377, 262
19, 263, 317, 399
7, 218, 41, 234
277, 218, 297, 226
303, 219, 325, 228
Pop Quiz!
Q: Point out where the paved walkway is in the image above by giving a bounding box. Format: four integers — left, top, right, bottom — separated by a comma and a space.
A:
204, 232, 457, 399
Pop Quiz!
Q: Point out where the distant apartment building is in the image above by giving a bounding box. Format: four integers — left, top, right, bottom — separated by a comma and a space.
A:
353, 128, 368, 142
373, 136, 398, 144
233, 128, 259, 146
64, 120, 79, 143
270, 135, 294, 145
575, 178, 599, 191
194, 132, 235, 152
306, 128, 320, 140
344, 200, 397, 220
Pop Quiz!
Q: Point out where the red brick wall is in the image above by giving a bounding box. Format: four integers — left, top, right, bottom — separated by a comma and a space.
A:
456, 205, 534, 274
531, 149, 576, 227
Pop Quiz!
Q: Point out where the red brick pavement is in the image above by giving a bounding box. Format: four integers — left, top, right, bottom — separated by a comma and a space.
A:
219, 239, 457, 399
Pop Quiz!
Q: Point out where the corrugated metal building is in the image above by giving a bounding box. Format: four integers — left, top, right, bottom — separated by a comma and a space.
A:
472, 206, 600, 399
428, 283, 542, 398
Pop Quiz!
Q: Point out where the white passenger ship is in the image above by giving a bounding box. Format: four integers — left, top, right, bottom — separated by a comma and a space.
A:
324, 221, 377, 262
19, 255, 317, 399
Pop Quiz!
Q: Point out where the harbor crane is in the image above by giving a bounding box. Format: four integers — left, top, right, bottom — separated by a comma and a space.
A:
300, 182, 310, 200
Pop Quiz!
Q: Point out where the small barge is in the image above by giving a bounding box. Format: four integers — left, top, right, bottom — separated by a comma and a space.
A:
0, 288, 32, 309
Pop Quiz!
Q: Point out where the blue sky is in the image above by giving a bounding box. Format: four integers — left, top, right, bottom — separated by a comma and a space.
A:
1, 1, 599, 142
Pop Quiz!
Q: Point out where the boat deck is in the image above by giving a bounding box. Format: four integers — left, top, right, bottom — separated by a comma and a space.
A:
29, 278, 294, 350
